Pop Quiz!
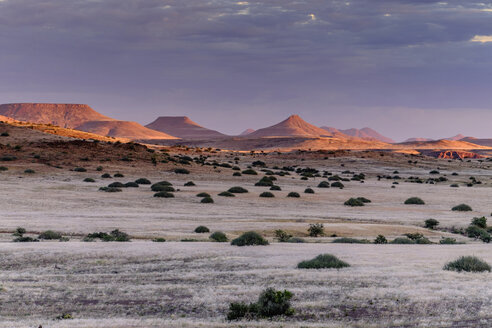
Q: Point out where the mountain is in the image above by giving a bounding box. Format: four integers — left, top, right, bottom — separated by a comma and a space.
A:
339, 127, 395, 143
248, 115, 337, 138
146, 116, 226, 139
76, 121, 177, 140
460, 137, 492, 147
396, 139, 487, 150
239, 128, 255, 136
445, 134, 466, 141
0, 103, 112, 128
319, 126, 340, 134
404, 137, 434, 142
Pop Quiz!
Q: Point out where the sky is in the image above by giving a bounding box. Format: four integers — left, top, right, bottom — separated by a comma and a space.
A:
1, 0, 492, 141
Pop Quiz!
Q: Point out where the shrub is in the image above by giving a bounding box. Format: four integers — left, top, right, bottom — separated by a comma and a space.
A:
124, 182, 139, 188
404, 197, 425, 205
154, 191, 174, 198
231, 231, 269, 246
425, 218, 439, 229
174, 168, 190, 174
38, 230, 62, 240
450, 184, 459, 188
153, 180, 172, 186
83, 178, 95, 183
152, 185, 175, 192
466, 225, 491, 243
304, 188, 315, 194
228, 186, 248, 193
331, 181, 344, 188
227, 288, 294, 320
242, 169, 257, 175
439, 237, 457, 244
308, 223, 324, 237
443, 256, 491, 272
344, 198, 364, 207
24, 169, 35, 174
274, 229, 292, 242
297, 254, 350, 269
332, 237, 370, 244
108, 182, 125, 188
101, 173, 111, 178
287, 192, 300, 198
452, 204, 472, 211
0, 166, 7, 171
233, 172, 242, 176
218, 191, 235, 197
96, 166, 103, 171
85, 229, 130, 242
74, 167, 87, 172
135, 178, 151, 184
270, 185, 281, 191
260, 191, 275, 198
196, 192, 211, 197
114, 173, 124, 177
184, 181, 196, 186
374, 235, 388, 244
390, 237, 415, 244
195, 226, 210, 233
286, 237, 305, 243
210, 231, 228, 242
13, 227, 26, 237
356, 197, 371, 203
317, 181, 330, 188
201, 197, 214, 203
255, 177, 274, 187
1, 132, 9, 136
14, 236, 39, 242
472, 217, 487, 229
99, 187, 122, 192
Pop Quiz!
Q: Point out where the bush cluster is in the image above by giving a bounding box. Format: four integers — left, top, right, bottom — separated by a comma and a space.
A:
443, 256, 491, 272
297, 254, 350, 269
84, 229, 130, 242
227, 288, 294, 320
231, 231, 269, 246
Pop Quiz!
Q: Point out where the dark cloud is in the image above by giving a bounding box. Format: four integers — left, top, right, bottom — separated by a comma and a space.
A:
0, 0, 492, 140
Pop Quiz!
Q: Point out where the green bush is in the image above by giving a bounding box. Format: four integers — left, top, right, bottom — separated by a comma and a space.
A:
227, 288, 294, 320
152, 185, 175, 192
124, 182, 139, 188
114, 173, 124, 177
218, 191, 235, 197
466, 225, 491, 243
85, 229, 130, 242
439, 237, 458, 244
356, 197, 371, 203
24, 169, 35, 174
184, 181, 196, 186
83, 178, 95, 183
297, 254, 350, 269
101, 173, 111, 178
152, 237, 166, 242
13, 227, 26, 237
38, 230, 62, 240
74, 167, 87, 172
452, 204, 472, 211
260, 191, 275, 198
14, 236, 39, 242
425, 218, 439, 229
443, 256, 491, 272
0, 166, 8, 171
274, 229, 292, 242
255, 177, 274, 187
374, 235, 388, 244
231, 231, 269, 246
108, 182, 125, 188
154, 191, 174, 198
286, 237, 305, 243
317, 181, 330, 188
99, 187, 122, 192
287, 192, 300, 198
201, 197, 214, 203
228, 186, 248, 193
194, 226, 210, 233
270, 185, 281, 191
344, 198, 364, 206
471, 217, 487, 228
308, 223, 324, 237
331, 181, 344, 189
233, 172, 242, 176
210, 231, 228, 242
332, 237, 370, 244
174, 168, 190, 174
135, 178, 151, 184
390, 237, 415, 244
96, 166, 103, 171
242, 169, 257, 175
304, 188, 315, 194
404, 197, 425, 205
196, 192, 210, 198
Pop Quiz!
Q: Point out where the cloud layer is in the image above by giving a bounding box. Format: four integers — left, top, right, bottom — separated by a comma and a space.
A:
1, 0, 492, 139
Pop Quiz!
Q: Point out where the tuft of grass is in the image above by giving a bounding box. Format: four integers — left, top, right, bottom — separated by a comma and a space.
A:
210, 231, 228, 242
404, 197, 425, 205
297, 254, 350, 269
452, 204, 472, 212
443, 256, 491, 272
152, 237, 166, 242
231, 231, 269, 246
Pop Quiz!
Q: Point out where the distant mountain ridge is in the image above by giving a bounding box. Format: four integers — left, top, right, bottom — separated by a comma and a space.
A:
248, 115, 337, 138
146, 116, 226, 139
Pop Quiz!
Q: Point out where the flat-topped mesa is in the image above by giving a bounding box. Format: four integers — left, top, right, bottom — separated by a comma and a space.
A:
145, 116, 226, 139
76, 120, 178, 140
0, 103, 112, 129
247, 114, 336, 138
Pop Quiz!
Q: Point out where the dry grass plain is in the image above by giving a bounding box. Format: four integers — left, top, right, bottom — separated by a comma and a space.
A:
0, 140, 491, 327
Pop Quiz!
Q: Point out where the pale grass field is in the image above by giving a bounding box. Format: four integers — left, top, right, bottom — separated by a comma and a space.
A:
0, 153, 491, 326
1, 242, 492, 327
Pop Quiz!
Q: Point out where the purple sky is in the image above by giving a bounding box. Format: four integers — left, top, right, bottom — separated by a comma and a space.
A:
1, 0, 492, 141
